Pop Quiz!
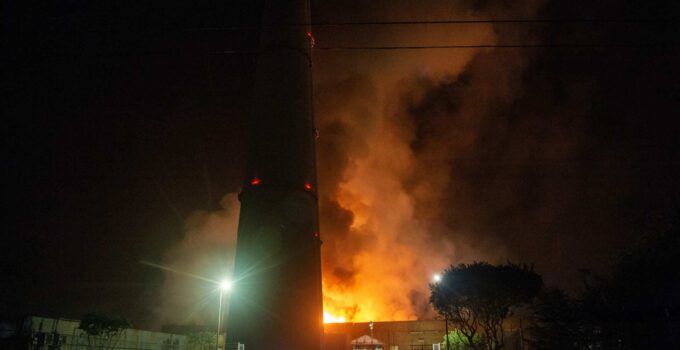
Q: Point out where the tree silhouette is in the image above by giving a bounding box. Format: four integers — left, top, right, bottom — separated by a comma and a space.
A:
430, 262, 542, 350
528, 223, 680, 349
443, 329, 483, 350
79, 313, 131, 350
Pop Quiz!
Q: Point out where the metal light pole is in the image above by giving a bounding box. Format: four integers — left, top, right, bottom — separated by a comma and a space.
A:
217, 280, 232, 350
433, 274, 450, 350
444, 316, 450, 350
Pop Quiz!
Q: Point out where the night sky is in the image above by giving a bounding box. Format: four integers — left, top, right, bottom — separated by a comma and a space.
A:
4, 0, 679, 329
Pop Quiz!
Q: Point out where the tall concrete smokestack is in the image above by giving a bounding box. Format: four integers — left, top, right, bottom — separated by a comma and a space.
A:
226, 0, 322, 349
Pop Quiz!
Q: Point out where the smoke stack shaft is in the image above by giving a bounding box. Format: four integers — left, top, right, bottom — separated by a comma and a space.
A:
226, 0, 322, 349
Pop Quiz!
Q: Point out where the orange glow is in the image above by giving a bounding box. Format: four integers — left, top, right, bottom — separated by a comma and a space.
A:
318, 102, 456, 322
323, 311, 346, 324
313, 9, 504, 324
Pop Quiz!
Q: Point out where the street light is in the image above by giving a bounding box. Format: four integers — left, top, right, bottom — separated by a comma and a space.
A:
220, 280, 233, 291
433, 274, 442, 283
433, 274, 449, 350
217, 279, 232, 350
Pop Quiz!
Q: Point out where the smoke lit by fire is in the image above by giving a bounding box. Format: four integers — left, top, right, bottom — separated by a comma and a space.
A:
312, 0, 532, 322
158, 0, 618, 326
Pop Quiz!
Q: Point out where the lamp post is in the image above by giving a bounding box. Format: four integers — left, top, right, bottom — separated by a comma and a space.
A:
433, 274, 449, 350
217, 280, 232, 350
444, 314, 449, 350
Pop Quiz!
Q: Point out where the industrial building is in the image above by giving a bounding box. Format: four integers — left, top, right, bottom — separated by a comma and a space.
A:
0, 316, 186, 350
325, 320, 445, 350
1, 316, 526, 350
324, 320, 525, 350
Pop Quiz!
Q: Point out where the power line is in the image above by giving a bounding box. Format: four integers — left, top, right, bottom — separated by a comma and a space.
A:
207, 43, 679, 55
26, 18, 673, 34
309, 43, 677, 51
34, 43, 678, 58
310, 18, 680, 26
191, 18, 679, 31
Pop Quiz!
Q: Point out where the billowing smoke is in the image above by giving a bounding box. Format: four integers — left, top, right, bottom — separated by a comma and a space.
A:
156, 0, 547, 324
156, 0, 679, 325
155, 194, 239, 326
314, 0, 543, 321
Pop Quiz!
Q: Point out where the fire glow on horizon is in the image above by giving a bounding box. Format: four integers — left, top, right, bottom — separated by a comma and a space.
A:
311, 1, 509, 323
323, 311, 346, 324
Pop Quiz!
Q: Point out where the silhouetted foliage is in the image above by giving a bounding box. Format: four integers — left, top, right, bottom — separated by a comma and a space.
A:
79, 313, 131, 350
527, 288, 585, 349
430, 262, 543, 350
443, 329, 483, 350
186, 331, 217, 350
582, 228, 680, 349
528, 224, 680, 349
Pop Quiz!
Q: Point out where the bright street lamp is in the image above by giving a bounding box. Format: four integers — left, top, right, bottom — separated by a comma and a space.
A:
220, 280, 233, 291
433, 274, 442, 283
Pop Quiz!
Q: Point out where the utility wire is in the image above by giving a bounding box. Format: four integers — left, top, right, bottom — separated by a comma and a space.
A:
207, 43, 679, 55
36, 43, 679, 58
310, 18, 680, 25
191, 18, 680, 31
309, 43, 677, 51
11, 18, 677, 34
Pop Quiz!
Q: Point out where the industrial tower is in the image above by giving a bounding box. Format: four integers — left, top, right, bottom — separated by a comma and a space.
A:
226, 0, 323, 349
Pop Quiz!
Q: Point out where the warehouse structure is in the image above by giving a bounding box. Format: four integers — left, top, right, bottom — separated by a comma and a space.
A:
0, 316, 185, 350
1, 316, 526, 350
324, 320, 524, 350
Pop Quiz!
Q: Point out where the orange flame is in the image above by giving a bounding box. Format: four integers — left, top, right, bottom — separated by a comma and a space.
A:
323, 311, 346, 324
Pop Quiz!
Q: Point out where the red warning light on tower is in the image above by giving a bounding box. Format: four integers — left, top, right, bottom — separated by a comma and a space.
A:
306, 32, 316, 48
304, 182, 312, 190
251, 177, 261, 186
